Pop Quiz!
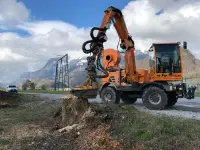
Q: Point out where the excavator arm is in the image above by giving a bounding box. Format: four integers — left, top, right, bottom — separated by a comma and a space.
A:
71, 6, 137, 98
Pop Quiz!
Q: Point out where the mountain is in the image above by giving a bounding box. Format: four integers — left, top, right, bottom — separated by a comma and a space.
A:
15, 49, 200, 87
135, 50, 148, 60
20, 58, 58, 80
16, 56, 89, 87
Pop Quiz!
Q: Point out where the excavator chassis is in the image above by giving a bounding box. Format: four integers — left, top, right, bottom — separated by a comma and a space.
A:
69, 6, 196, 111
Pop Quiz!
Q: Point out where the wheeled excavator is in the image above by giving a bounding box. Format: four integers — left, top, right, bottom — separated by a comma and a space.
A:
71, 6, 196, 110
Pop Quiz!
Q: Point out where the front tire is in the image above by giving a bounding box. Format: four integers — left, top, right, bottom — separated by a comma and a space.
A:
142, 86, 168, 110
100, 86, 120, 104
121, 94, 137, 104
166, 93, 178, 108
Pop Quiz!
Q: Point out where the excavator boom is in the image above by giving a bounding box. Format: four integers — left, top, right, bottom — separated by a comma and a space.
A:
71, 6, 137, 98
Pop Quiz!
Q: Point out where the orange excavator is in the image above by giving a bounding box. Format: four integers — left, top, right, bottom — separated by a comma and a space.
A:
71, 6, 196, 110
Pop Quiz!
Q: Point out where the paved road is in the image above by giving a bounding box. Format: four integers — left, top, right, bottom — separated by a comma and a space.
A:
22, 92, 200, 120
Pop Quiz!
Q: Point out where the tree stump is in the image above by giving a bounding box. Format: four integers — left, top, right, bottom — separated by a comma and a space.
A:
61, 94, 89, 126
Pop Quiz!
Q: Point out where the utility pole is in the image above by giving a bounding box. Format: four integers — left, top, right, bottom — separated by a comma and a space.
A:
54, 54, 69, 91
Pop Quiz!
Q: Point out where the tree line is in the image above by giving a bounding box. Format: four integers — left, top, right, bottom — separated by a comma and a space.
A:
22, 79, 54, 90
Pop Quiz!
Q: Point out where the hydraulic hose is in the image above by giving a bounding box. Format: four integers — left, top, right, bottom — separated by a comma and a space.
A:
82, 27, 108, 54
95, 50, 109, 78
90, 27, 107, 40
82, 40, 103, 54
82, 26, 109, 78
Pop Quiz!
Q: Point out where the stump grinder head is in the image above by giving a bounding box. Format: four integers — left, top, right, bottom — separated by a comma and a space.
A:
70, 86, 99, 99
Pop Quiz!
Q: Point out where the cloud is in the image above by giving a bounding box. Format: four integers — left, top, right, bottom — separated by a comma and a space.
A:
1, 0, 200, 83
18, 21, 79, 35
0, 21, 92, 82
0, 48, 26, 61
0, 0, 30, 28
122, 0, 200, 52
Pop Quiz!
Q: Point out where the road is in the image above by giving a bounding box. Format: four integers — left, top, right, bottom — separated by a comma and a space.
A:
22, 93, 200, 120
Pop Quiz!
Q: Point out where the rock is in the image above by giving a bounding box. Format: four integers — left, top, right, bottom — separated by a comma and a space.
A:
58, 124, 78, 133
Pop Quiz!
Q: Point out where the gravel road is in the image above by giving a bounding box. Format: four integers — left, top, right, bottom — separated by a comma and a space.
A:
90, 96, 200, 120
22, 93, 200, 120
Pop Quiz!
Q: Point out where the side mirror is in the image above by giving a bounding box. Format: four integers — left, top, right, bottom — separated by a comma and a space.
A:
183, 41, 187, 49
148, 46, 153, 52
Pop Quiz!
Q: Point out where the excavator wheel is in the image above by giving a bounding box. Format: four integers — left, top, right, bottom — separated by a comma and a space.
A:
100, 86, 120, 104
121, 94, 137, 104
166, 92, 178, 108
142, 86, 168, 110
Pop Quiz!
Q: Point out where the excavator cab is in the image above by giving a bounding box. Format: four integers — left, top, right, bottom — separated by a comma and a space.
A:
149, 41, 196, 99
149, 42, 184, 81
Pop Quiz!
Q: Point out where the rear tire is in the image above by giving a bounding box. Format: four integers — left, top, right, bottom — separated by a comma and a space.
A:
121, 94, 137, 104
166, 93, 178, 108
100, 86, 120, 104
142, 86, 168, 110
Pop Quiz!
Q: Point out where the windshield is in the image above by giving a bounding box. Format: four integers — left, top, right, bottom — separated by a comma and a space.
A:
155, 44, 181, 73
8, 85, 16, 88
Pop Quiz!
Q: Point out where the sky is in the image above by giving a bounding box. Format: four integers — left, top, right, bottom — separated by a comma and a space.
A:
0, 0, 200, 83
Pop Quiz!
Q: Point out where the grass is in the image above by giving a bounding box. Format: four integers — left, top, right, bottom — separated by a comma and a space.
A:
0, 94, 66, 150
2, 94, 200, 149
18, 90, 68, 94
103, 105, 200, 150
0, 94, 59, 128
195, 92, 200, 97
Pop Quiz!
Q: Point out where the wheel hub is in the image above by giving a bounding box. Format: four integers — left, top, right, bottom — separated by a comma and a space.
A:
149, 92, 161, 105
105, 92, 112, 102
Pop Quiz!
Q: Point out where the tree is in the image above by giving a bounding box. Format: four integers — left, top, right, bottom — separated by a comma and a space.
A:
30, 82, 36, 90
22, 79, 31, 90
22, 79, 35, 90
41, 84, 47, 90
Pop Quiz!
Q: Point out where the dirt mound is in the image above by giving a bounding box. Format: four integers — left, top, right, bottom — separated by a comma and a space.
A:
57, 94, 124, 149
75, 124, 123, 150
61, 94, 89, 126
